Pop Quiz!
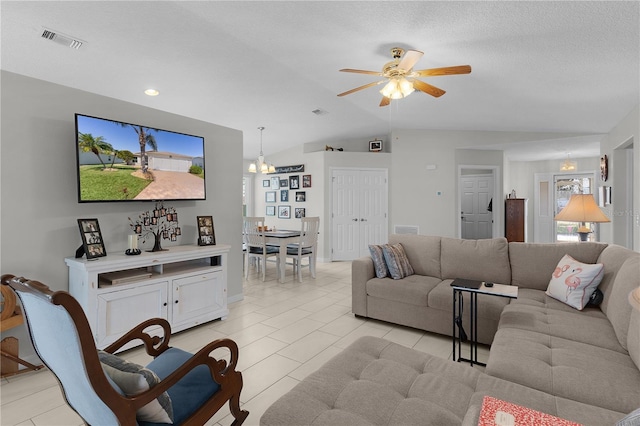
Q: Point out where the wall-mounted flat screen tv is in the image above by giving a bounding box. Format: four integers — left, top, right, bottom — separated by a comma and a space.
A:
75, 114, 206, 202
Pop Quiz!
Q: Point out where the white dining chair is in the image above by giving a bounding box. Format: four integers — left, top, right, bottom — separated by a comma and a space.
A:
286, 217, 320, 282
243, 217, 279, 281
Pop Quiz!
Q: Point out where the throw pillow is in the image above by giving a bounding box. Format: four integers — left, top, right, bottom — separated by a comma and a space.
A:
382, 243, 414, 280
98, 351, 174, 424
617, 407, 640, 426
369, 244, 389, 278
545, 254, 604, 310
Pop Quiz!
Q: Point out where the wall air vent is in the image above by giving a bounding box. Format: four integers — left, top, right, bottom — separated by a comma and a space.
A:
394, 225, 419, 235
41, 28, 84, 50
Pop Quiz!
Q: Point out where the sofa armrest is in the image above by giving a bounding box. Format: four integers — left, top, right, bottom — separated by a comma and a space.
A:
352, 256, 374, 317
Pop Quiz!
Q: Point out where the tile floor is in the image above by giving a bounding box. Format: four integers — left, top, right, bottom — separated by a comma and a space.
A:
0, 260, 489, 425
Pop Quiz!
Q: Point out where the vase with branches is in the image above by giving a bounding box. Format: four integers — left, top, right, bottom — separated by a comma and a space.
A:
129, 202, 181, 252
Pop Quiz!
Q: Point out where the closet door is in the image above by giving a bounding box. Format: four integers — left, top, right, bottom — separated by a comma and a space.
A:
332, 169, 388, 260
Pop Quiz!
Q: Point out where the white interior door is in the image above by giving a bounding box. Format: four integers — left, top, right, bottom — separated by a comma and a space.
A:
534, 173, 554, 242
332, 169, 388, 260
460, 175, 494, 239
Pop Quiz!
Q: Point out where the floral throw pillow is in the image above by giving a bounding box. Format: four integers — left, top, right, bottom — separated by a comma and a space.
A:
545, 254, 604, 310
382, 243, 414, 280
369, 244, 389, 278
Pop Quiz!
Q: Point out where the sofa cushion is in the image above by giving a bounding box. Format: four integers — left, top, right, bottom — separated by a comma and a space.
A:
597, 245, 639, 316
486, 328, 640, 414
368, 244, 389, 278
440, 237, 511, 284
545, 254, 604, 310
509, 242, 607, 291
510, 288, 605, 317
629, 308, 640, 371
366, 275, 441, 307
604, 255, 640, 350
498, 303, 625, 353
382, 243, 414, 279
389, 234, 441, 278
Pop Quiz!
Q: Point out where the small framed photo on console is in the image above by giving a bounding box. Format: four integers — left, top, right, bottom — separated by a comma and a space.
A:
77, 218, 107, 259
197, 216, 216, 246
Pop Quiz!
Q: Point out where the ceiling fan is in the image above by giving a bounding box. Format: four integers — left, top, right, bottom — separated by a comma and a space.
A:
337, 47, 471, 107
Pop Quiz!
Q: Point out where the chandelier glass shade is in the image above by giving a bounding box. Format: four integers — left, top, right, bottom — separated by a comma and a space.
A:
248, 127, 275, 174
560, 154, 577, 171
380, 77, 415, 99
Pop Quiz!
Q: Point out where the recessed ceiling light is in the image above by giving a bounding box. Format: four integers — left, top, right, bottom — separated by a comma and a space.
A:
144, 89, 160, 96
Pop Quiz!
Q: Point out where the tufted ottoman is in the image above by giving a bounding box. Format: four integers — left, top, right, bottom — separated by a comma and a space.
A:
260, 336, 627, 425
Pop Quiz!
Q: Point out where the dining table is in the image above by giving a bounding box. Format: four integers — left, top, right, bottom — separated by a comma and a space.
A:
263, 229, 301, 283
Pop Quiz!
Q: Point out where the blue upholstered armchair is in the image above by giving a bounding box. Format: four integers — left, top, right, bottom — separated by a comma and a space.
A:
1, 274, 249, 426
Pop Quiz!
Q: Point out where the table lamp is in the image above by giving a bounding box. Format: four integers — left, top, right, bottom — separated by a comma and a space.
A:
554, 194, 610, 241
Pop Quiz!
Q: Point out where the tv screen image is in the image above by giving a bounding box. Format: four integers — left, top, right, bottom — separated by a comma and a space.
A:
75, 114, 206, 202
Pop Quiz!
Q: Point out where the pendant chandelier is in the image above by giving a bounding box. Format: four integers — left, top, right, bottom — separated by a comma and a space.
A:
560, 153, 577, 171
248, 126, 275, 174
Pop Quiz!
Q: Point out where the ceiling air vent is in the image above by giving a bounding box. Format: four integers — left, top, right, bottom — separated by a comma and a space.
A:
41, 28, 84, 50
311, 108, 328, 116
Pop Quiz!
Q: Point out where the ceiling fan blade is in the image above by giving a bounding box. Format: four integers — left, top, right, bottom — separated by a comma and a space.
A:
397, 49, 424, 72
379, 96, 391, 107
337, 80, 384, 97
413, 79, 446, 97
414, 65, 472, 77
339, 68, 383, 76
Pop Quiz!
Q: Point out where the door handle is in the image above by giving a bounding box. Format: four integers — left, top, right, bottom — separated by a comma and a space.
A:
360, 218, 368, 222
352, 218, 359, 221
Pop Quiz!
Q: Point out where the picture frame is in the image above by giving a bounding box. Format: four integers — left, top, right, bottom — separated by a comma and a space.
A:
302, 175, 312, 188
600, 154, 608, 182
278, 205, 291, 219
280, 189, 289, 202
265, 191, 276, 203
197, 216, 216, 246
77, 218, 107, 259
280, 179, 288, 188
289, 175, 300, 189
369, 139, 382, 152
295, 208, 306, 218
262, 179, 270, 187
266, 205, 276, 216
270, 177, 280, 190
295, 191, 306, 202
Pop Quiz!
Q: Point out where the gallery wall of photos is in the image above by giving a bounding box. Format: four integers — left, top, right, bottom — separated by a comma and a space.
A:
262, 166, 311, 220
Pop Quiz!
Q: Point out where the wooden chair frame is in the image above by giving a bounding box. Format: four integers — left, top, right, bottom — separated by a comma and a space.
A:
1, 274, 249, 426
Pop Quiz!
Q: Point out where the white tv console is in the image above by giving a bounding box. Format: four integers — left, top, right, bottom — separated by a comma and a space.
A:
66, 244, 230, 350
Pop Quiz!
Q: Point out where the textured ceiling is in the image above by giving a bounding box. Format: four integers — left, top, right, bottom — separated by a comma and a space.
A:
1, 1, 638, 161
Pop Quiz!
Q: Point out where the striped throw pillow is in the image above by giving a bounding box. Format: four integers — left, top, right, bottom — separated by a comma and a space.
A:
369, 244, 389, 278
382, 243, 414, 280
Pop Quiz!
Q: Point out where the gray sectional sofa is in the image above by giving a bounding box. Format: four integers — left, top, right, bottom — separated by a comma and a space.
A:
261, 235, 640, 425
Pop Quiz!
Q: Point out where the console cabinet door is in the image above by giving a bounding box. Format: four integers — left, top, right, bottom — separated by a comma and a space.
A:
96, 281, 169, 349
171, 271, 224, 327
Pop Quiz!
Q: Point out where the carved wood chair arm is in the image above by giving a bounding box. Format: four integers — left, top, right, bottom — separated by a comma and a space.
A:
102, 317, 171, 357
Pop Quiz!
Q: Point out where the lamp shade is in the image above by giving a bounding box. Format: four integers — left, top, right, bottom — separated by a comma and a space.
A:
554, 194, 610, 223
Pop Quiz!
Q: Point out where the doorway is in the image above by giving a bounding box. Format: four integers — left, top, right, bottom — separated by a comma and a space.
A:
613, 139, 634, 249
331, 168, 388, 260
534, 171, 597, 242
460, 174, 494, 239
457, 166, 499, 239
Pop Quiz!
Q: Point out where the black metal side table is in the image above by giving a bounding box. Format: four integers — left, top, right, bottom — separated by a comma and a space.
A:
451, 279, 518, 366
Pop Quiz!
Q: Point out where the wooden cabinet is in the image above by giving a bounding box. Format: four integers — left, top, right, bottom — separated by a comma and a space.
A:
66, 245, 229, 350
505, 198, 528, 242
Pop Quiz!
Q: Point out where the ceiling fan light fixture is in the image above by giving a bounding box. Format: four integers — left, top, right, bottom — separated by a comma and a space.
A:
380, 77, 414, 99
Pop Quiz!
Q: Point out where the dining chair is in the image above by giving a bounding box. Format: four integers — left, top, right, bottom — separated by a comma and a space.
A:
1, 274, 249, 426
286, 216, 320, 282
243, 217, 279, 281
